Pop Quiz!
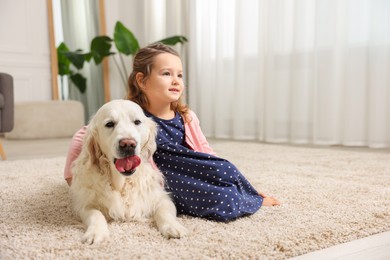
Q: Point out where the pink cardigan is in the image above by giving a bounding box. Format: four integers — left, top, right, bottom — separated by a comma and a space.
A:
64, 110, 216, 182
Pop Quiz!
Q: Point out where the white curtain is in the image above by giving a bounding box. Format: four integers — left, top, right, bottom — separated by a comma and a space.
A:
187, 0, 390, 148
60, 0, 105, 120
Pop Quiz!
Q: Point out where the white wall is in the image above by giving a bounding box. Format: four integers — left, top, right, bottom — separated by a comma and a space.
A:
0, 0, 52, 102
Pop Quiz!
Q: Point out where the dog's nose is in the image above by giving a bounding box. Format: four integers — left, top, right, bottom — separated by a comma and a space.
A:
119, 138, 137, 149
119, 138, 137, 156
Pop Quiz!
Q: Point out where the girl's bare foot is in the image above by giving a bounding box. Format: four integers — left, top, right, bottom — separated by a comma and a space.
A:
259, 192, 281, 206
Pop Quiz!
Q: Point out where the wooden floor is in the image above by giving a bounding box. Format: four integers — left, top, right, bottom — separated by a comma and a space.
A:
1, 137, 389, 259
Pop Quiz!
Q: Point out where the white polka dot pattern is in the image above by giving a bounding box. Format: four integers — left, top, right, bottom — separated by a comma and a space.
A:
145, 111, 263, 222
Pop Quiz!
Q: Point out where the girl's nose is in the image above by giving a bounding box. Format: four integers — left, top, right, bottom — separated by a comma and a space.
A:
172, 78, 180, 85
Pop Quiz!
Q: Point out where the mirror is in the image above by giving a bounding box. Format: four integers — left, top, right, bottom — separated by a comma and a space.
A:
47, 0, 110, 120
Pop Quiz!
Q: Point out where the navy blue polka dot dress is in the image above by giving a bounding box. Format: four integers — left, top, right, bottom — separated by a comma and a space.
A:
145, 111, 263, 222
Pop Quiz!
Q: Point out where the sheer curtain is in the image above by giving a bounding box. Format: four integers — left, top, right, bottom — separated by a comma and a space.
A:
187, 0, 390, 148
60, 0, 105, 120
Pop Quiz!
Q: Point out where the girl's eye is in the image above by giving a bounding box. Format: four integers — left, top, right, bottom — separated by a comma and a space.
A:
178, 74, 183, 78
134, 119, 141, 125
105, 121, 115, 128
163, 72, 170, 76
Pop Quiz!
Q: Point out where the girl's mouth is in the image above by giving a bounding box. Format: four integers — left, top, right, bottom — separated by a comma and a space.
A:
169, 88, 180, 92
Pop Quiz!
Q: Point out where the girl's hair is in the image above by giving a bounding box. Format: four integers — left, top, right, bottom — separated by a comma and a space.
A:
127, 42, 189, 120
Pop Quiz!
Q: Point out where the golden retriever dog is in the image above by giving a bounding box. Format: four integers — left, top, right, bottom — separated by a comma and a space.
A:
70, 100, 187, 244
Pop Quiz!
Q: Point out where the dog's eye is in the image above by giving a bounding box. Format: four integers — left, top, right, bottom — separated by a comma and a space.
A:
134, 119, 141, 125
105, 121, 115, 128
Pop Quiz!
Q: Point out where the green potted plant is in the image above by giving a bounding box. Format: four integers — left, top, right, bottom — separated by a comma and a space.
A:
57, 21, 187, 96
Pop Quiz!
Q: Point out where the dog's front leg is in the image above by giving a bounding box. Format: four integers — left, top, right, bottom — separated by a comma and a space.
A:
80, 208, 109, 244
153, 198, 188, 239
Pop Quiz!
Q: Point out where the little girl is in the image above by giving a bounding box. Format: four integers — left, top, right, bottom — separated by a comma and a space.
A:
64, 43, 280, 222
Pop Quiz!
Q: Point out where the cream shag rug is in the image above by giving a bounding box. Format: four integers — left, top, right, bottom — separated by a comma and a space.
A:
0, 141, 389, 259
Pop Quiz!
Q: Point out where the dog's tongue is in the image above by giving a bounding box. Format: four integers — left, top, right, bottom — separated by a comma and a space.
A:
115, 155, 141, 173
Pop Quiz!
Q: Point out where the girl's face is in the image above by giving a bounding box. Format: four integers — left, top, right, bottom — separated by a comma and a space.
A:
142, 53, 184, 108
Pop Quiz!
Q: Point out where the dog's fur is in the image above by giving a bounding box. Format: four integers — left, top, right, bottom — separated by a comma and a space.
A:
70, 100, 187, 244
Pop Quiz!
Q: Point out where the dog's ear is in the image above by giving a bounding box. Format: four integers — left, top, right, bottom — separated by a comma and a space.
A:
84, 124, 103, 166
142, 118, 157, 159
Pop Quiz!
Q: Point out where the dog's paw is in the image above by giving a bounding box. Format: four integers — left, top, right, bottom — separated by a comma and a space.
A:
159, 221, 188, 239
81, 225, 110, 245
109, 207, 125, 221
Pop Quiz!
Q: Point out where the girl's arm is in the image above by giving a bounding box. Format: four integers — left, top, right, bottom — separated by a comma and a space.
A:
64, 126, 87, 185
185, 110, 216, 156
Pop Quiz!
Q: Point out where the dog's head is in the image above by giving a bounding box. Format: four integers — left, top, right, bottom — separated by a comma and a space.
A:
84, 100, 157, 176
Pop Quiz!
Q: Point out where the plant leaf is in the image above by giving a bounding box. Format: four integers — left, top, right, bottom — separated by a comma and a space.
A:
70, 73, 87, 93
83, 53, 93, 62
157, 36, 188, 46
65, 49, 86, 70
57, 42, 71, 76
114, 21, 140, 55
90, 36, 114, 64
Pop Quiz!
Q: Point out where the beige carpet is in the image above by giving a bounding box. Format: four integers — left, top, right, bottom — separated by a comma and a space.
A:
0, 141, 389, 259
